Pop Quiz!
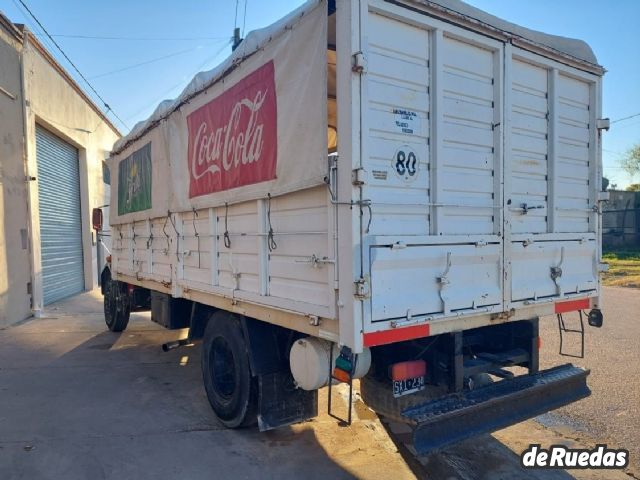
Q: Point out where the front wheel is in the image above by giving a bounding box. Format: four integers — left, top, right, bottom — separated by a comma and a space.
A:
201, 312, 257, 428
103, 276, 130, 332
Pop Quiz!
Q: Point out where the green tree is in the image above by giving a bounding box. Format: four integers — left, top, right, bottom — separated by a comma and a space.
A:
626, 183, 640, 192
602, 176, 609, 191
620, 144, 640, 179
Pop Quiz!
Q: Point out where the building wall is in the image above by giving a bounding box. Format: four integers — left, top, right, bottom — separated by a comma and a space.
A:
0, 25, 120, 326
22, 37, 120, 318
0, 26, 31, 326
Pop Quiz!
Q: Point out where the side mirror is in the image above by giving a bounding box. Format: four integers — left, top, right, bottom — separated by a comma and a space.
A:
92, 207, 103, 231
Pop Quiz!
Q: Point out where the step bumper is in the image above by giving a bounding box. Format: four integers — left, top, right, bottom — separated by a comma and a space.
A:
402, 364, 590, 454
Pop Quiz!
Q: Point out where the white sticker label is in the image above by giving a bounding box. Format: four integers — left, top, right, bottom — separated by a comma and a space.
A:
393, 108, 420, 135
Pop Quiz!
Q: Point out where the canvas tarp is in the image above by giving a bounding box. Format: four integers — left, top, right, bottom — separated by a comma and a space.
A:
109, 0, 327, 225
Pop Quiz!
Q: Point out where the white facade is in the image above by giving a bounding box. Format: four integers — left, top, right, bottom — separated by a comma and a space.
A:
0, 13, 120, 326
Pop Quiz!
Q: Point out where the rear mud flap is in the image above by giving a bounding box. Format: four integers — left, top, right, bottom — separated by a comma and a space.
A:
402, 364, 590, 454
257, 372, 318, 431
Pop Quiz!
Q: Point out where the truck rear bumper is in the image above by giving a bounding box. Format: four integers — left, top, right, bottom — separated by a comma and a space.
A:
402, 364, 590, 454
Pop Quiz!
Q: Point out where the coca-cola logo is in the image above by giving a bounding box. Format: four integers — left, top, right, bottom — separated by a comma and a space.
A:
187, 61, 277, 198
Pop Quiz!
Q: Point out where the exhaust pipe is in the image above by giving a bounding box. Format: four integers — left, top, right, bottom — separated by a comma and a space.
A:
162, 339, 190, 352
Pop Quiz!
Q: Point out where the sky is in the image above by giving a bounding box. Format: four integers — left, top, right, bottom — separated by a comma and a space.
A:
1, 0, 639, 188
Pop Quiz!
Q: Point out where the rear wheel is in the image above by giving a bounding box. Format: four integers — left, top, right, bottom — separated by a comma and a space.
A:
201, 312, 257, 428
103, 276, 130, 332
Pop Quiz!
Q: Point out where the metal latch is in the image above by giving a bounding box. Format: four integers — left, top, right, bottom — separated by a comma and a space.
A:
551, 247, 564, 280
519, 203, 544, 215
352, 51, 367, 73
437, 252, 452, 285
354, 277, 370, 300
295, 254, 335, 268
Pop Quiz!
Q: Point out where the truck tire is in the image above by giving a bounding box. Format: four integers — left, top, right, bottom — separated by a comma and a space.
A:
201, 312, 258, 428
104, 277, 130, 332
360, 375, 448, 424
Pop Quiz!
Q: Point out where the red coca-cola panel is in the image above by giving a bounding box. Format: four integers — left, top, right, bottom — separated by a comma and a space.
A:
187, 61, 277, 198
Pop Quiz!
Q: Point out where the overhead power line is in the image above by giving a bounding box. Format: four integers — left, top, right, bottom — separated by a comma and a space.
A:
242, 0, 249, 37
32, 33, 230, 42
123, 39, 232, 124
16, 0, 129, 131
88, 40, 227, 80
611, 112, 640, 125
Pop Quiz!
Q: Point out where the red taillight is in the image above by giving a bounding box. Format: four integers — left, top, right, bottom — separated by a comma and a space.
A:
391, 360, 426, 381
106, 255, 112, 263
92, 207, 103, 231
332, 368, 350, 383
537, 337, 542, 350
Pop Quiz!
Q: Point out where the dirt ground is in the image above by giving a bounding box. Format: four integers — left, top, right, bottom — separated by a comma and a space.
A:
0, 288, 637, 479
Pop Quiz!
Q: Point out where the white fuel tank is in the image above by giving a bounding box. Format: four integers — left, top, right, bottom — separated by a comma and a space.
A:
289, 337, 371, 391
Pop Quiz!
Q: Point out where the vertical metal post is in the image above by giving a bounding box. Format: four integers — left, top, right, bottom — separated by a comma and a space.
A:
96, 227, 102, 287
529, 318, 539, 374
327, 344, 333, 417
451, 331, 464, 392
548, 69, 559, 234
430, 29, 443, 235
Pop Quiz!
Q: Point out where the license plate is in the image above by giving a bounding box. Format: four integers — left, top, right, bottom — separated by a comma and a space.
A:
393, 376, 425, 398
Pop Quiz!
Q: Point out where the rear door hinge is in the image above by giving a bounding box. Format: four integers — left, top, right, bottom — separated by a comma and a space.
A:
352, 51, 367, 74
596, 118, 610, 131
352, 167, 367, 186
354, 276, 370, 300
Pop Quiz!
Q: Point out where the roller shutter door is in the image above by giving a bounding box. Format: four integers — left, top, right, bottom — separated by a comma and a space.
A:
36, 125, 85, 304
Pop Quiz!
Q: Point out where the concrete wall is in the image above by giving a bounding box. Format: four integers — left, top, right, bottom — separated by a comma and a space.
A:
0, 24, 120, 326
0, 25, 31, 326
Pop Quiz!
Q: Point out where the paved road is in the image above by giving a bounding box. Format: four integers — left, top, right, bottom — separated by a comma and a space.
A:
0, 287, 637, 479
0, 292, 413, 480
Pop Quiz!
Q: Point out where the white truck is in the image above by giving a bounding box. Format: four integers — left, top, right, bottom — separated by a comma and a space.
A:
97, 0, 608, 453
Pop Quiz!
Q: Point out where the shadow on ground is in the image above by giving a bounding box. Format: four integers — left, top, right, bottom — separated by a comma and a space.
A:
0, 290, 409, 480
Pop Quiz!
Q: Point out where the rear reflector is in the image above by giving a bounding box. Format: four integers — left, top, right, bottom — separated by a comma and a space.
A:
363, 324, 430, 347
391, 360, 427, 381
332, 368, 350, 383
555, 298, 589, 314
